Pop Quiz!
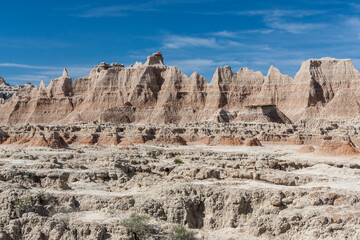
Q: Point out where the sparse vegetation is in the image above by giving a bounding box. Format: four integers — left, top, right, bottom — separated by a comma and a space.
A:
13, 196, 33, 214
120, 213, 150, 240
36, 190, 51, 199
168, 225, 195, 240
174, 158, 184, 164
36, 190, 46, 197
59, 206, 77, 213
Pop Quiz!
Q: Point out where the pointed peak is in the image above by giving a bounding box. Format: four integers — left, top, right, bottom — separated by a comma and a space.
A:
62, 68, 69, 77
39, 81, 46, 91
0, 76, 8, 86
267, 65, 281, 76
190, 71, 199, 77
144, 51, 165, 66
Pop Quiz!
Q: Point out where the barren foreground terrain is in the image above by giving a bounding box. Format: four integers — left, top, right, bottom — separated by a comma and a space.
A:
0, 123, 359, 239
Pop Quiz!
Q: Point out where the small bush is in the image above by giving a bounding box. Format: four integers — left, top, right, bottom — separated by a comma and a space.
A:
168, 225, 195, 240
120, 213, 150, 240
174, 158, 184, 164
14, 196, 32, 211
13, 196, 34, 217
36, 190, 46, 197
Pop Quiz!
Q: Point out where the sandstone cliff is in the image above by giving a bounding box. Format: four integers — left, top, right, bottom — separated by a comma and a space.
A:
1, 53, 360, 125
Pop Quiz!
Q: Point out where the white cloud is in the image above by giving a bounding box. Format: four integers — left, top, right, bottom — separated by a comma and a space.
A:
0, 63, 55, 70
163, 35, 220, 49
265, 19, 324, 34
0, 63, 91, 76
198, 9, 326, 34
0, 36, 72, 49
261, 10, 325, 34
349, 3, 360, 12
346, 17, 360, 39
0, 63, 93, 85
6, 75, 51, 84
0, 63, 58, 70
78, 4, 155, 18
163, 34, 246, 49
212, 29, 273, 39
213, 31, 239, 38
232, 9, 325, 18
77, 0, 213, 17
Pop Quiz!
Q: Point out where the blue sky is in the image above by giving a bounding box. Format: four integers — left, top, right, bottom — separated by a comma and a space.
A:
1, 0, 360, 85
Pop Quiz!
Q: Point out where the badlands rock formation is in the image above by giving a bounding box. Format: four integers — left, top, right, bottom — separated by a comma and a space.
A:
1, 52, 360, 239
0, 77, 26, 104
1, 53, 360, 125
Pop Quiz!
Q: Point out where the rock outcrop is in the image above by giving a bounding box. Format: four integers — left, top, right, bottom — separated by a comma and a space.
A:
244, 137, 262, 146
1, 53, 360, 125
296, 145, 315, 153
314, 141, 360, 156
0, 76, 8, 86
0, 76, 26, 104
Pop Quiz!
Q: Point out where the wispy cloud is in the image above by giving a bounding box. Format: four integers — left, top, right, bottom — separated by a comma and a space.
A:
0, 63, 92, 85
0, 36, 72, 49
265, 20, 324, 34
163, 35, 220, 49
162, 34, 245, 49
262, 10, 325, 34
212, 31, 239, 38
212, 29, 273, 38
349, 2, 360, 12
0, 63, 55, 70
346, 17, 360, 39
0, 63, 91, 75
237, 9, 324, 18
195, 9, 326, 34
76, 0, 215, 17
78, 3, 156, 18
6, 75, 52, 84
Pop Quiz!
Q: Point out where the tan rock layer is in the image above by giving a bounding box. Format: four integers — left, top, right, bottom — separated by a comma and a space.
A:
1, 53, 360, 125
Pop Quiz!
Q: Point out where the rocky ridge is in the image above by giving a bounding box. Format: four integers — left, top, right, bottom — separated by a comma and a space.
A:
1, 53, 360, 125
0, 77, 27, 104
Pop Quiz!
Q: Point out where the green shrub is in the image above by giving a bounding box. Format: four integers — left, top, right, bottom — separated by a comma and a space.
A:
168, 225, 195, 240
174, 158, 184, 164
36, 190, 46, 198
120, 213, 150, 240
14, 196, 32, 211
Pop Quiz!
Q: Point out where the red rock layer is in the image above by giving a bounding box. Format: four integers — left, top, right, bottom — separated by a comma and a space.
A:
314, 141, 360, 156
244, 138, 262, 146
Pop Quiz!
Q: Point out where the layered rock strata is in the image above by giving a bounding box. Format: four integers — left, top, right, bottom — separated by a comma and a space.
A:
1, 54, 360, 125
